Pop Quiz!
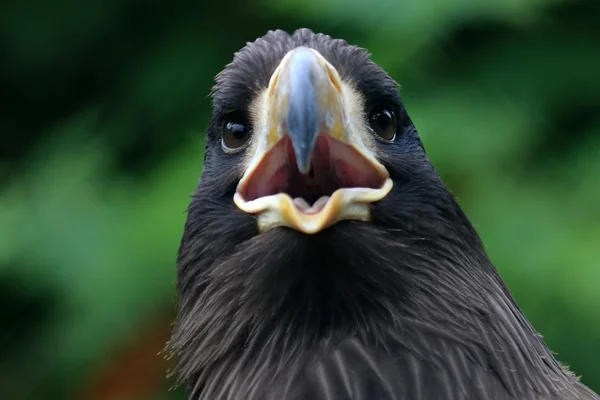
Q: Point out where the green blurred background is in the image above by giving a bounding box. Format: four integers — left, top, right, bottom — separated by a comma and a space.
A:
1, 0, 599, 399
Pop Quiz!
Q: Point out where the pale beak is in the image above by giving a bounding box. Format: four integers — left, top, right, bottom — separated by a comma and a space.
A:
233, 47, 393, 234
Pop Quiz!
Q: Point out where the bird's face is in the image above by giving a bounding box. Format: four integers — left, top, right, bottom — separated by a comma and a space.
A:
192, 30, 445, 246
180, 29, 474, 314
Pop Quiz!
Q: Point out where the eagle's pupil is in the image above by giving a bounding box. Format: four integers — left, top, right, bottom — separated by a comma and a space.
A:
369, 107, 397, 141
229, 123, 245, 138
222, 120, 250, 150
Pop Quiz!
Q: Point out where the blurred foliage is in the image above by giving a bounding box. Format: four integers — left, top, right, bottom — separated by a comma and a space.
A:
1, 0, 599, 399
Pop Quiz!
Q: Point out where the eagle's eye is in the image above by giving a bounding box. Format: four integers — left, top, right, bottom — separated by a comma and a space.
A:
368, 106, 397, 141
222, 113, 251, 151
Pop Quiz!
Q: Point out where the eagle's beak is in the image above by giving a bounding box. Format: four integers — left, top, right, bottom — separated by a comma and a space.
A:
234, 47, 393, 234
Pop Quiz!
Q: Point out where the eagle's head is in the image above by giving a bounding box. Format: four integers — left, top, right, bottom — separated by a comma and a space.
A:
169, 29, 594, 400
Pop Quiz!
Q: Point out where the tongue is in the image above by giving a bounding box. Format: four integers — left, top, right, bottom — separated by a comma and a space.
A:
293, 196, 330, 214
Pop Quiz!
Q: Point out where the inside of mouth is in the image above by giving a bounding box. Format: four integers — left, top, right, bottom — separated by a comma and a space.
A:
238, 134, 386, 212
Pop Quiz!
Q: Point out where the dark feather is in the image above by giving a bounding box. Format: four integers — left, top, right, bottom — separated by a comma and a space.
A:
169, 29, 599, 400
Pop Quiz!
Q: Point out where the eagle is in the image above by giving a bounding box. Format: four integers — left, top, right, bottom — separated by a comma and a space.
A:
169, 29, 599, 400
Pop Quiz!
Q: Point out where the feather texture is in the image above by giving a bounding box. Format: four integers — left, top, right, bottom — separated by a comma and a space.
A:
168, 29, 599, 400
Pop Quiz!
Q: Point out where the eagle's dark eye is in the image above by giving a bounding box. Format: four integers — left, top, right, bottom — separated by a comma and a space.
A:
222, 114, 251, 151
368, 106, 397, 141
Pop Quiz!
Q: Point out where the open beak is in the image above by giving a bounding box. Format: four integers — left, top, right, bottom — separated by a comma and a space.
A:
233, 47, 393, 234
